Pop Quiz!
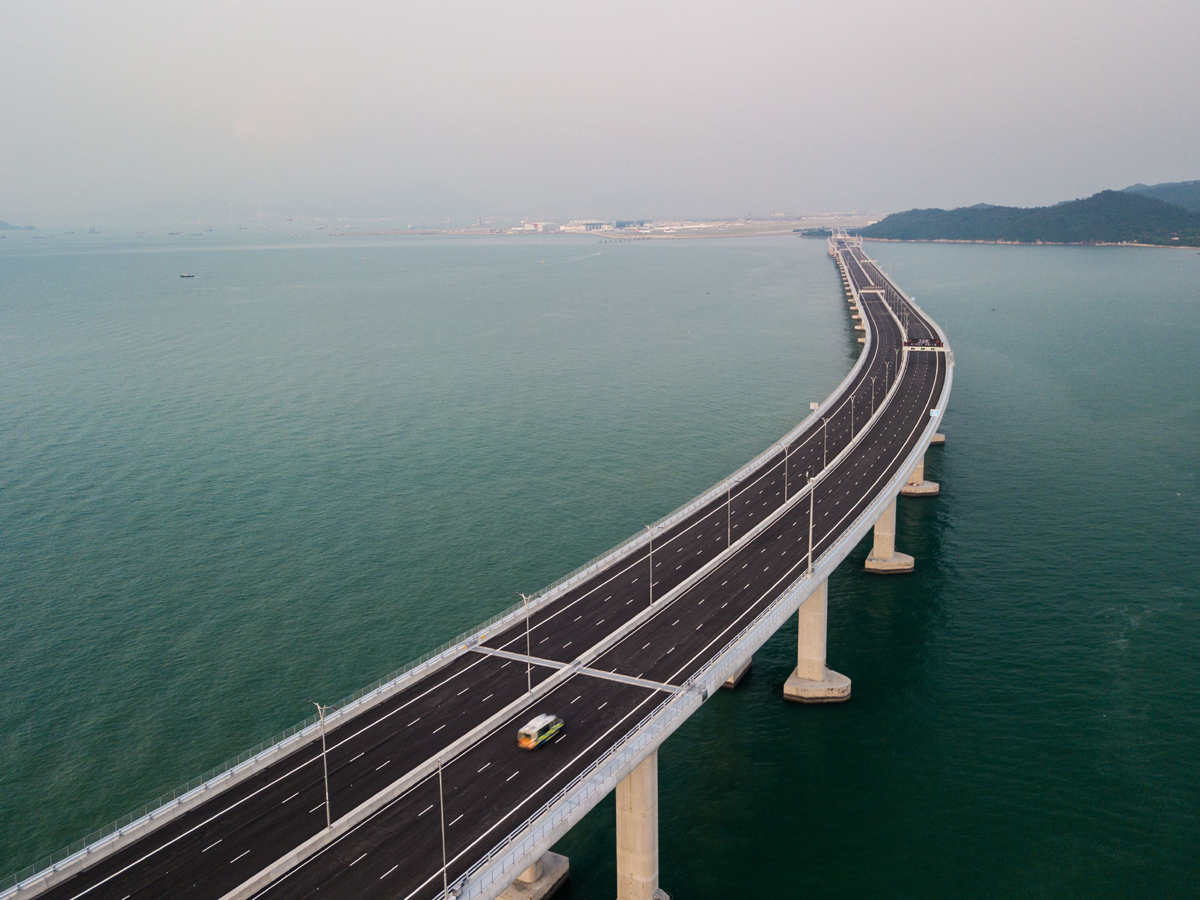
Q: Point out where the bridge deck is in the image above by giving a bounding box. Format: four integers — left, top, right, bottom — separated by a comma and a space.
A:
18, 241, 950, 900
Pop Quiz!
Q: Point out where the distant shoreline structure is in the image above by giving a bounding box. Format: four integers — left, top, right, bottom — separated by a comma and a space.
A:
321, 215, 879, 241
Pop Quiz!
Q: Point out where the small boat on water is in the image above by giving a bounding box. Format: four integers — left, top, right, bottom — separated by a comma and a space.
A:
180, 273, 195, 278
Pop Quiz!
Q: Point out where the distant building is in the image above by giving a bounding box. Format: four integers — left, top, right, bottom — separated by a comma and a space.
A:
562, 220, 606, 233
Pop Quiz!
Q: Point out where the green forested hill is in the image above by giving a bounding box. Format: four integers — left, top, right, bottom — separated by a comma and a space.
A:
862, 190, 1200, 247
1124, 180, 1200, 214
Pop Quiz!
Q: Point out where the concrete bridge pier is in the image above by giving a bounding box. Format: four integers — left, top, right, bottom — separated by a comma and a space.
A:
900, 454, 939, 497
864, 497, 914, 574
499, 853, 570, 900
783, 579, 851, 703
616, 750, 670, 900
721, 654, 752, 689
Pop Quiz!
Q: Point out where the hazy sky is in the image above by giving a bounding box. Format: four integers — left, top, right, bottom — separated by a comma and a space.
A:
2, 0, 1198, 222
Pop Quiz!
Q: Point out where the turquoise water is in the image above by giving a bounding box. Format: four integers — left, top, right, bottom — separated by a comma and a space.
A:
2, 234, 1198, 896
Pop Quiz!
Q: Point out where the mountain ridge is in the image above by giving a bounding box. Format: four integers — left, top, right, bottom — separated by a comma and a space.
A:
861, 189, 1200, 247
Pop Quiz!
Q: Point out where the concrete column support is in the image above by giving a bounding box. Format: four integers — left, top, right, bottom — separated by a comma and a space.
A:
865, 497, 914, 573
616, 751, 669, 900
499, 853, 570, 900
930, 432, 946, 445
900, 453, 939, 497
721, 655, 752, 689
783, 579, 851, 703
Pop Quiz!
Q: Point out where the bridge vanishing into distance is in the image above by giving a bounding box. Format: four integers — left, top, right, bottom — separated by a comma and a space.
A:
6, 232, 953, 900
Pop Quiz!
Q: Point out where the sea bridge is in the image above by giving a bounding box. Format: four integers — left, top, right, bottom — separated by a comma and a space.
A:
6, 232, 952, 900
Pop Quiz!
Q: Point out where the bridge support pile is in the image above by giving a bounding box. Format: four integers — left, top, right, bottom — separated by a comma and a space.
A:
864, 497, 915, 574
721, 655, 752, 689
783, 579, 851, 703
616, 750, 669, 900
901, 454, 939, 497
499, 853, 570, 900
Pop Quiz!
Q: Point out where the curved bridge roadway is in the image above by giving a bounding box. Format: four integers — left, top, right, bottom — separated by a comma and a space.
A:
13, 240, 950, 900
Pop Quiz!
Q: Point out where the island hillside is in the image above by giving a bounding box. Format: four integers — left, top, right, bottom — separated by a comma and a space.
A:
1124, 179, 1200, 214
862, 190, 1200, 247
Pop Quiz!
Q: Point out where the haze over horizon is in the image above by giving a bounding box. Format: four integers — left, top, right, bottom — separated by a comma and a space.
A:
2, 0, 1198, 225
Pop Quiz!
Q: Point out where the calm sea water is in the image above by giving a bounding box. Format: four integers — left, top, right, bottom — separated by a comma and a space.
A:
1, 233, 1197, 896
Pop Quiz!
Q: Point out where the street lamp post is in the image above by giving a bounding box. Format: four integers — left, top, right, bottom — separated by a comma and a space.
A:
783, 442, 789, 500
807, 473, 815, 577
306, 699, 333, 829
649, 525, 655, 603
438, 757, 449, 899
520, 592, 532, 693
870, 375, 877, 412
